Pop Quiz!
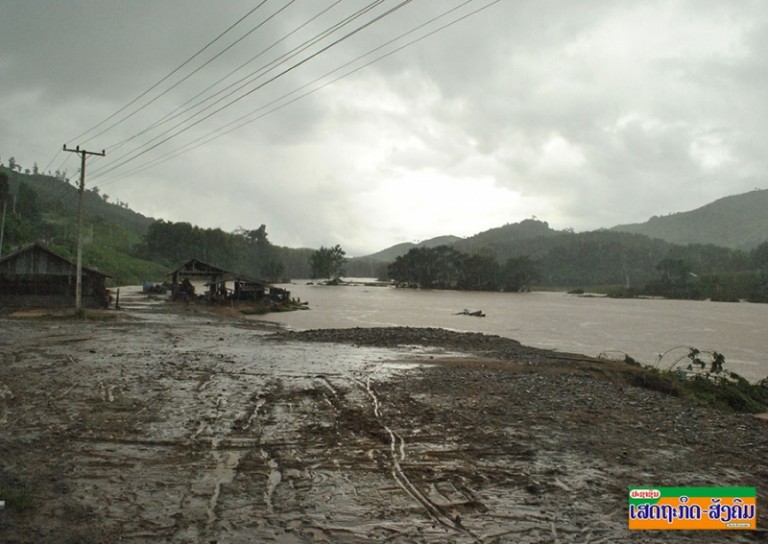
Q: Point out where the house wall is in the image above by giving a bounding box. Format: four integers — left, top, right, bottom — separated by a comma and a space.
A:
0, 248, 76, 276
0, 284, 108, 308
0, 249, 109, 308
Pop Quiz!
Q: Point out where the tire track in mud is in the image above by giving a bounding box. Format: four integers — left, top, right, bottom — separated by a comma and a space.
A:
350, 374, 481, 542
172, 371, 281, 541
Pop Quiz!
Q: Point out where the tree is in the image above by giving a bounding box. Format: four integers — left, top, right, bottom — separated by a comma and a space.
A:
388, 245, 463, 289
15, 182, 40, 222
656, 258, 691, 286
234, 224, 284, 281
752, 241, 768, 270
500, 256, 538, 292
0, 172, 9, 204
310, 245, 347, 283
458, 252, 500, 291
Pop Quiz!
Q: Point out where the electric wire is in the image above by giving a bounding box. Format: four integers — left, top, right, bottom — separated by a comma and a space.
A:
66, 1, 268, 145
80, 0, 287, 147
43, 0, 363, 203
94, 0, 501, 187
43, 2, 269, 190
92, 0, 388, 171
101, 0, 368, 157
90, 0, 415, 179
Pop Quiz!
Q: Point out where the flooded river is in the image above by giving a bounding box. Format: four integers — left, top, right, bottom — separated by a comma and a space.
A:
258, 282, 768, 381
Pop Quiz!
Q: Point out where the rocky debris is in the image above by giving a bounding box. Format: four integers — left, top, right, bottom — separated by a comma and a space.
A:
275, 326, 518, 353
271, 326, 599, 364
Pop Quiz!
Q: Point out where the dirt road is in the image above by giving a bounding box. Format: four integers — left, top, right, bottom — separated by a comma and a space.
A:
0, 290, 766, 542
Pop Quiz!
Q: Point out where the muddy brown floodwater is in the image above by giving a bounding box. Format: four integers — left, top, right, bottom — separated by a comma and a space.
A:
0, 289, 766, 543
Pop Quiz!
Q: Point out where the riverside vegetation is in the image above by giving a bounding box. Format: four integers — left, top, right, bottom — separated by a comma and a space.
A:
626, 347, 768, 414
2, 161, 768, 301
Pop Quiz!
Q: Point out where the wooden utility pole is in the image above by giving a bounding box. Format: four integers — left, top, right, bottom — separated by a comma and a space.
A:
63, 145, 105, 313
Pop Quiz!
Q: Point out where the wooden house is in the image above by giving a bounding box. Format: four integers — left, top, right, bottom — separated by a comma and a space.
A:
169, 259, 227, 300
170, 259, 286, 304
0, 243, 110, 308
207, 272, 271, 302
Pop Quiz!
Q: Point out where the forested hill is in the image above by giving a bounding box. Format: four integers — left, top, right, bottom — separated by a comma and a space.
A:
5, 159, 768, 295
355, 214, 768, 300
0, 164, 167, 284
1, 165, 153, 236
361, 235, 462, 262
0, 164, 311, 283
453, 218, 559, 256
611, 188, 768, 250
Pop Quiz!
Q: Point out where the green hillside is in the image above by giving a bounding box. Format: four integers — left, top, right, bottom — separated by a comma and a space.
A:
454, 219, 559, 257
0, 164, 323, 283
1, 165, 166, 284
611, 189, 768, 249
3, 167, 153, 237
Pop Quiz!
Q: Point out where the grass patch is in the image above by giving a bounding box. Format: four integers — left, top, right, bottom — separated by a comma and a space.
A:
622, 349, 768, 413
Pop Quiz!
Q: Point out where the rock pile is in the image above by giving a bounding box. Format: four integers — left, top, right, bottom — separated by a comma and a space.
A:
270, 326, 583, 363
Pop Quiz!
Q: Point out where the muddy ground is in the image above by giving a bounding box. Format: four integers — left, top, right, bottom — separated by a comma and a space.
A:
0, 290, 766, 543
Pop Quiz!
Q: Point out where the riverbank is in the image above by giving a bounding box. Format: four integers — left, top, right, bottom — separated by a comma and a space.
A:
0, 294, 766, 542
257, 283, 768, 382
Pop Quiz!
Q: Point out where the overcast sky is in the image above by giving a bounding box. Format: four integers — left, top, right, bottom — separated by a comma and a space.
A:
2, 1, 767, 256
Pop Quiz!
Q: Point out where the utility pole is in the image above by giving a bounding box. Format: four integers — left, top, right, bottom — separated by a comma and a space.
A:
63, 145, 105, 314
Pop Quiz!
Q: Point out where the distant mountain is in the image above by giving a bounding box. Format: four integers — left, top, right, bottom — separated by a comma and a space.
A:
358, 220, 560, 264
454, 219, 559, 256
360, 235, 463, 262
611, 189, 768, 250
345, 235, 462, 278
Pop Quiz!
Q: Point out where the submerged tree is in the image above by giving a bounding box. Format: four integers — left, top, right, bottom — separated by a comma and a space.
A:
500, 255, 538, 292
310, 244, 347, 283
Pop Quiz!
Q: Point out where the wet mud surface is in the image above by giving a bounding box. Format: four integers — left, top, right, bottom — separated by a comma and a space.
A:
1, 291, 767, 543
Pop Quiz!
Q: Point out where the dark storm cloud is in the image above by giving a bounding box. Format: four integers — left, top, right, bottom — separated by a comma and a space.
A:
1, 1, 767, 254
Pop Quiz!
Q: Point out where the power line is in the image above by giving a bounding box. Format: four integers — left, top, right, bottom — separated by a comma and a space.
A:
81, 1, 290, 147
67, 1, 268, 145
101, 0, 369, 157
43, 2, 267, 181
94, 0, 501, 187
91, 0, 414, 179
48, 0, 358, 198
92, 0, 388, 174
